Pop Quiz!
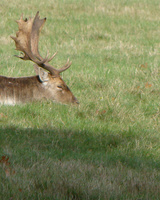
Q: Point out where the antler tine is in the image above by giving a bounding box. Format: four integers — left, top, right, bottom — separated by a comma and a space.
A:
16, 13, 23, 24
38, 59, 72, 76
14, 55, 25, 60
57, 59, 72, 73
35, 50, 49, 64
37, 56, 48, 65
46, 52, 57, 63
13, 49, 49, 65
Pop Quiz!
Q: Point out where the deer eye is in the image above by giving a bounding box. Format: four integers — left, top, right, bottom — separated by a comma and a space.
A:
57, 85, 63, 90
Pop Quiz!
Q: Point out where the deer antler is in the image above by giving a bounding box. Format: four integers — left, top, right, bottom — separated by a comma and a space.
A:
11, 11, 71, 76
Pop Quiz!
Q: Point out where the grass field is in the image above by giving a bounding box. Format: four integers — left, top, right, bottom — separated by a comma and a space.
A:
0, 0, 160, 199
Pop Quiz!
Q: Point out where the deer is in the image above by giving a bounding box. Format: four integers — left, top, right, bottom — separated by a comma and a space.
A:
0, 12, 79, 105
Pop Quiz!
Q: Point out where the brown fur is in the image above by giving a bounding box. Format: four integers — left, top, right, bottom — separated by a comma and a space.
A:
0, 75, 78, 105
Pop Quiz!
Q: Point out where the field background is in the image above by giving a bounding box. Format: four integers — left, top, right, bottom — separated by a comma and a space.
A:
0, 0, 160, 199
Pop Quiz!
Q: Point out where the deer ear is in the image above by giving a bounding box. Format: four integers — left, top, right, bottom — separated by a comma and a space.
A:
34, 64, 49, 82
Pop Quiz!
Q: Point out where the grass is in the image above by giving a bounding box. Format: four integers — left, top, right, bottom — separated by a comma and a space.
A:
0, 0, 160, 199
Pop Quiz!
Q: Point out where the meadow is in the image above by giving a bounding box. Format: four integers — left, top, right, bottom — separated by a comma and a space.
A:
0, 0, 160, 199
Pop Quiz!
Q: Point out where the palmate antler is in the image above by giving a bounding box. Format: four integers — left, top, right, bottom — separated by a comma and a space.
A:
11, 11, 71, 76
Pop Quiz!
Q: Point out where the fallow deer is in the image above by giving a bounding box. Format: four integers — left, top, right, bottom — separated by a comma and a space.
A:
0, 12, 79, 105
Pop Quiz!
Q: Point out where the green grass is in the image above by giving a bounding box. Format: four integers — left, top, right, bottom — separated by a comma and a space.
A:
0, 0, 160, 199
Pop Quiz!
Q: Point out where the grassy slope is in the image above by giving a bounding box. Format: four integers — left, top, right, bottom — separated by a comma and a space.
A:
0, 0, 160, 199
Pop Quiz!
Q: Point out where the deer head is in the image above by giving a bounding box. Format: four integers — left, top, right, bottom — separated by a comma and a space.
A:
10, 11, 79, 105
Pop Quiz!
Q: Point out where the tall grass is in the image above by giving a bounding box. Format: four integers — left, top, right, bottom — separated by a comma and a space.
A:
0, 0, 160, 199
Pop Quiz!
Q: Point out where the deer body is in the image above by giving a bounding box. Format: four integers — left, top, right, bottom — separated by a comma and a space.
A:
0, 73, 78, 105
0, 12, 78, 105
0, 75, 41, 105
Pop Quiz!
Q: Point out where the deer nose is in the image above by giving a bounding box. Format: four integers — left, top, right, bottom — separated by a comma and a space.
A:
73, 97, 79, 104
75, 100, 79, 104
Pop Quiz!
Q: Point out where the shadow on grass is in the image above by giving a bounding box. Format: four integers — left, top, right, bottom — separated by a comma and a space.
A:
0, 126, 159, 170
0, 126, 160, 199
